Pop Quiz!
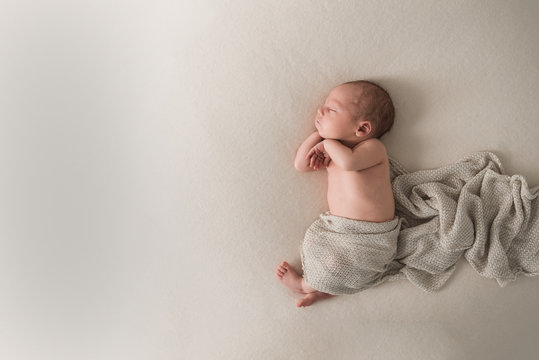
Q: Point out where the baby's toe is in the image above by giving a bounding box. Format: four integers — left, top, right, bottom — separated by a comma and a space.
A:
296, 298, 312, 308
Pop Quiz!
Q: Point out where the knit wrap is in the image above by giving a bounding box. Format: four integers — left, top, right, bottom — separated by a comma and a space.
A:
300, 152, 539, 294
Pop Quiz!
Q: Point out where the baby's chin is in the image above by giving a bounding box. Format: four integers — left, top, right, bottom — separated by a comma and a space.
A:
316, 128, 334, 139
315, 121, 325, 133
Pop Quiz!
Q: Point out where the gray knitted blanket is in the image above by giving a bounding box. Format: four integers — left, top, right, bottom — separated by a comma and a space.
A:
300, 152, 539, 295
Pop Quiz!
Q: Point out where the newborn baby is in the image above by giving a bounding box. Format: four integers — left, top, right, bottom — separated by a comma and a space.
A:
276, 80, 397, 307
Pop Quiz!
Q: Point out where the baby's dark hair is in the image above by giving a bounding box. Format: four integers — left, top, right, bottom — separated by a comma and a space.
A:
343, 80, 395, 138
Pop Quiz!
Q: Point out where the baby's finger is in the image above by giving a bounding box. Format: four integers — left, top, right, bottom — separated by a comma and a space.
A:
323, 156, 330, 167
316, 156, 323, 170
310, 155, 315, 168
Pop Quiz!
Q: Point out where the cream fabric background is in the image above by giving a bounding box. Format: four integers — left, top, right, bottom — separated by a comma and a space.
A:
1, 1, 538, 359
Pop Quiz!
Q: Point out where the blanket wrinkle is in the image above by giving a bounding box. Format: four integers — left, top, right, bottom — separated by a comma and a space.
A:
301, 152, 539, 294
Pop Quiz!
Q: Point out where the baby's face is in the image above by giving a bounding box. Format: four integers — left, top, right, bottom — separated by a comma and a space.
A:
315, 84, 362, 140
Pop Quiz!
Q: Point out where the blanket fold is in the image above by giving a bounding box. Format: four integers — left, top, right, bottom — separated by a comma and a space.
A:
301, 152, 539, 294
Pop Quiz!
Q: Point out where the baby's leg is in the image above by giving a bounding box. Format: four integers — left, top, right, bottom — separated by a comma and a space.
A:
296, 291, 333, 308
276, 261, 334, 307
276, 261, 313, 294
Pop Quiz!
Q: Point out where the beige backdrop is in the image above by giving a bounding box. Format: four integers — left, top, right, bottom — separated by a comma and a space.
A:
1, 1, 538, 359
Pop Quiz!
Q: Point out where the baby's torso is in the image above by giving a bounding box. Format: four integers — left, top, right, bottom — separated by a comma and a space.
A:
326, 158, 395, 222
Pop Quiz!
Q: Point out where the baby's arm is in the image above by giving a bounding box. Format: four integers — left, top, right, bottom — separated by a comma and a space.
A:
294, 131, 325, 172
323, 138, 386, 171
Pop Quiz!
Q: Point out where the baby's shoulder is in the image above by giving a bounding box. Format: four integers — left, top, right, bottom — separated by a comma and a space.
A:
356, 138, 388, 155
362, 137, 385, 146
350, 138, 389, 171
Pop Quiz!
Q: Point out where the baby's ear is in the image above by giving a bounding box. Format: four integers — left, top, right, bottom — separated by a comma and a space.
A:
355, 121, 372, 137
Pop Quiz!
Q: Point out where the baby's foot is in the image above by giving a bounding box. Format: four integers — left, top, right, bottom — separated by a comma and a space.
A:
296, 291, 333, 308
276, 261, 305, 294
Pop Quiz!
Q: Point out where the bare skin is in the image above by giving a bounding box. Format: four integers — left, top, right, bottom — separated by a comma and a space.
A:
278, 83, 396, 307
275, 261, 333, 307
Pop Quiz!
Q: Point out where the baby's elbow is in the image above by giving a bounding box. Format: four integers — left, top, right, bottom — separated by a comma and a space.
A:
294, 161, 309, 172
341, 162, 354, 171
334, 159, 355, 171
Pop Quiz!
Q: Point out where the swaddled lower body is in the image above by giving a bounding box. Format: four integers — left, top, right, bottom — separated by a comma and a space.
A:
300, 212, 402, 295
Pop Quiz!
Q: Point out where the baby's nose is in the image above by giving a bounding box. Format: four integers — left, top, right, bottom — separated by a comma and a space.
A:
317, 107, 324, 116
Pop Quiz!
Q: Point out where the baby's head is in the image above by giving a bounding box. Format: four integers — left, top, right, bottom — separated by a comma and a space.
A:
315, 80, 395, 142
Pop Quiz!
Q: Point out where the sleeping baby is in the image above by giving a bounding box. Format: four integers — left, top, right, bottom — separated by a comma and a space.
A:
276, 80, 399, 307
277, 81, 539, 308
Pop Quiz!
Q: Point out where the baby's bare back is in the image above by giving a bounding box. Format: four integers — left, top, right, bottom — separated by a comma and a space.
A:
326, 158, 395, 222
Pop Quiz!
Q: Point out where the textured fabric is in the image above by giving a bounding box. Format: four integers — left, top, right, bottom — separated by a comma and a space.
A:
301, 214, 402, 295
301, 152, 539, 294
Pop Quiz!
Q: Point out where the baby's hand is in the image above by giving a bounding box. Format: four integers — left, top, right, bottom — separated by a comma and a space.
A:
306, 140, 331, 170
